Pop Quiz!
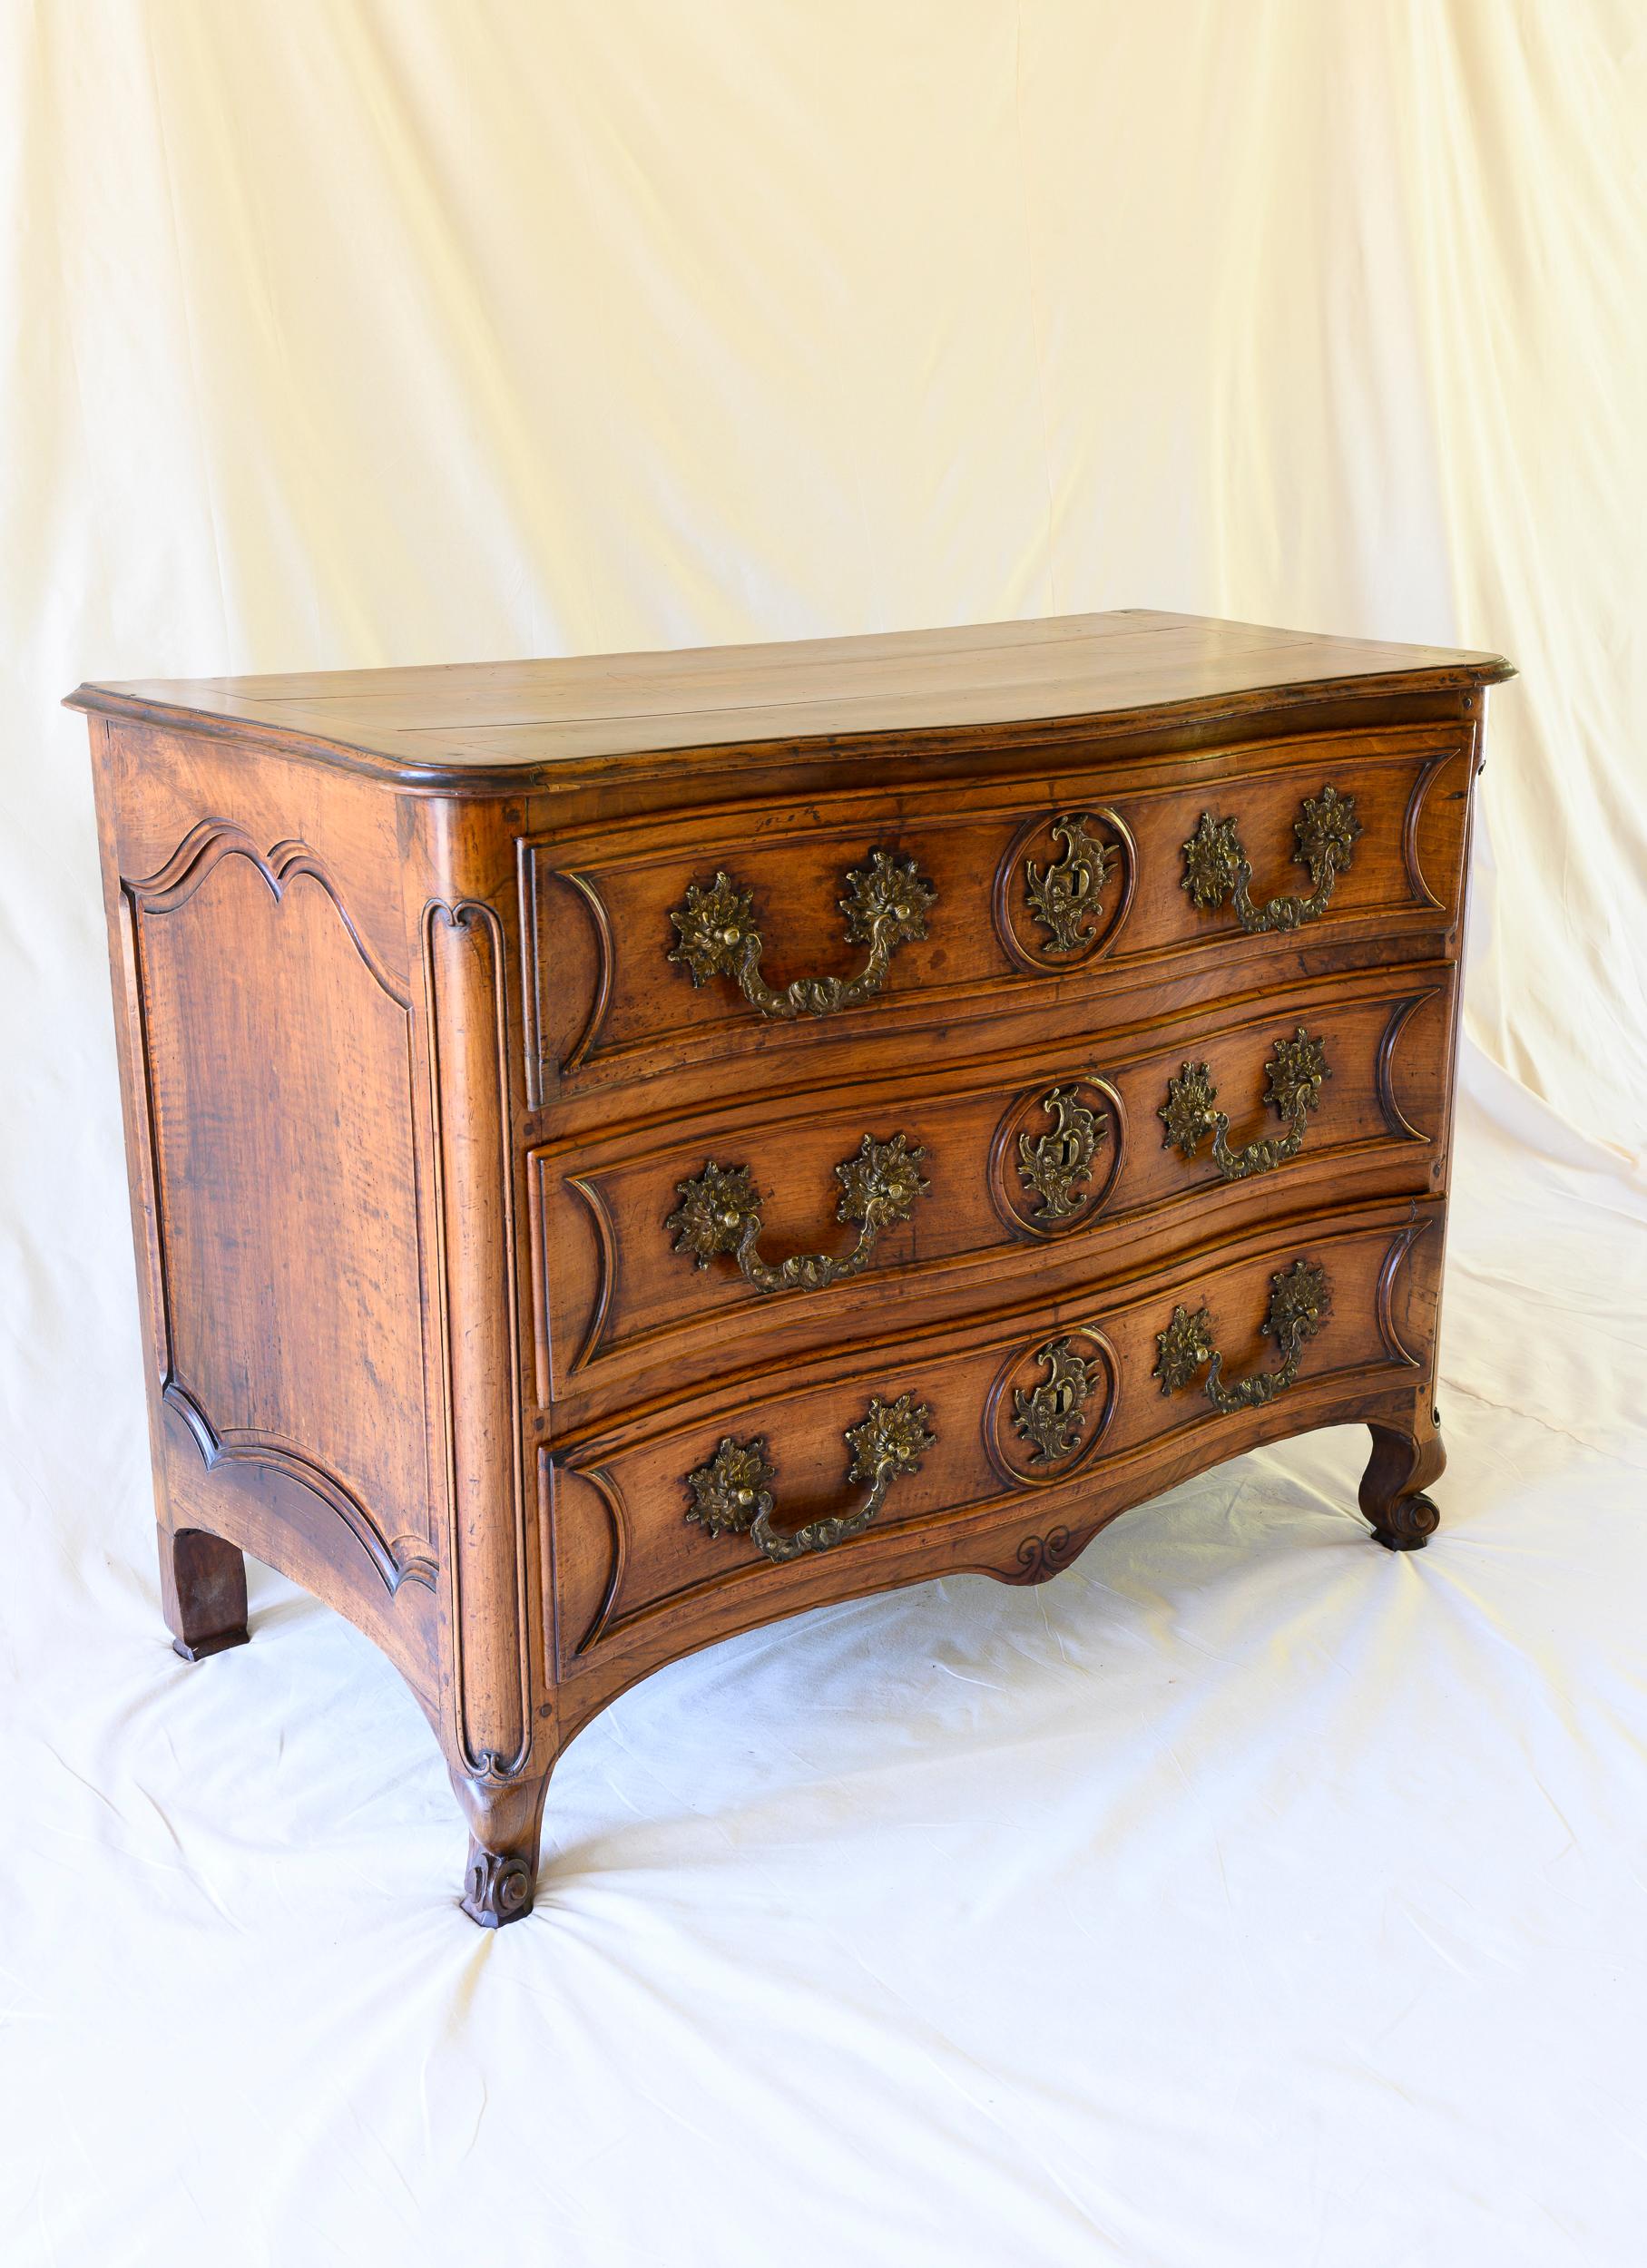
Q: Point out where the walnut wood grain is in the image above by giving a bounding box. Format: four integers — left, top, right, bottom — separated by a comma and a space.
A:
68, 609, 1510, 789
73, 609, 1503, 1925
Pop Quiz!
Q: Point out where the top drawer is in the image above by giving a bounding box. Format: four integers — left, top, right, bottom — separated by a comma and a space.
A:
521, 724, 1474, 1105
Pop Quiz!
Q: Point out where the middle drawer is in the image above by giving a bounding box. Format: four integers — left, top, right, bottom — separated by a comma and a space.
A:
530, 962, 1453, 1412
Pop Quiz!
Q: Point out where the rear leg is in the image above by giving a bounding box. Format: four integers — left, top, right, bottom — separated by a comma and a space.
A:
161, 1523, 250, 1660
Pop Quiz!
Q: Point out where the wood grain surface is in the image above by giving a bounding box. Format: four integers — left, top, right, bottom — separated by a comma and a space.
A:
69, 608, 1511, 787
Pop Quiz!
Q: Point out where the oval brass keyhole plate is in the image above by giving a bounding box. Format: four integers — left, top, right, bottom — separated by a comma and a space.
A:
992, 806, 1137, 973
988, 1075, 1126, 1239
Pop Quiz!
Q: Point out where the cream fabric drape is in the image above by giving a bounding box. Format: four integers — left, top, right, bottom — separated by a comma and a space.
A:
4, 7, 1645, 2264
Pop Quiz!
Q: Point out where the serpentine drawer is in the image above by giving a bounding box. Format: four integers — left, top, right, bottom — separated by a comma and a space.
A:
523, 723, 1475, 1110
531, 962, 1457, 1413
546, 1194, 1445, 1691
71, 606, 1510, 1928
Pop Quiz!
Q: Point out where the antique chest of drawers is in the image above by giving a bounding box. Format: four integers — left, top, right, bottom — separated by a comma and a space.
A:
71, 609, 1513, 1925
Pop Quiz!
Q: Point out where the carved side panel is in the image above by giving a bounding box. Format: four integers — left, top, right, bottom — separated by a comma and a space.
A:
425, 901, 534, 1781
127, 822, 435, 1591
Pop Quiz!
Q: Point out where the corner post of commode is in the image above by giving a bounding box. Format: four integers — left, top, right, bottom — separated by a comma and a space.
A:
410, 791, 555, 1926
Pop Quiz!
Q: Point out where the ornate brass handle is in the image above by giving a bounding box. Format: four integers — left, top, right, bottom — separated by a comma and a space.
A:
668, 849, 937, 1019
1158, 1027, 1329, 1181
1153, 1258, 1331, 1413
683, 1393, 936, 1563
1181, 787, 1362, 934
667, 1134, 928, 1292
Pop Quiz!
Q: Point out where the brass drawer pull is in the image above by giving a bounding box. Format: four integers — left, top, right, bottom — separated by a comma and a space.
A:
1153, 1258, 1331, 1413
1181, 787, 1362, 934
1158, 1027, 1329, 1181
684, 1393, 936, 1563
667, 1134, 929, 1292
669, 850, 937, 1019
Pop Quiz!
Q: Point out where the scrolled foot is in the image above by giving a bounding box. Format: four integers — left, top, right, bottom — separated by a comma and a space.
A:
1359, 1421, 1445, 1553
1368, 1492, 1440, 1552
449, 1765, 551, 1931
461, 1845, 534, 1928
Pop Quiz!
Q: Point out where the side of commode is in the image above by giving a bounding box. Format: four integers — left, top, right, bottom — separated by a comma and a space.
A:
82, 712, 557, 1924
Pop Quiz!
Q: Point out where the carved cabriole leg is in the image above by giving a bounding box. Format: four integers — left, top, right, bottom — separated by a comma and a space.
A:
160, 1523, 250, 1660
451, 1765, 554, 1929
1359, 1418, 1446, 1551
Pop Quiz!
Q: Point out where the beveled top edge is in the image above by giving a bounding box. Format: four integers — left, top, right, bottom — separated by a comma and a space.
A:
65, 608, 1514, 792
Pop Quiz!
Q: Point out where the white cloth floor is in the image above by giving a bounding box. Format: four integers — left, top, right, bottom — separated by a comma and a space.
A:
5, 1078, 1643, 2268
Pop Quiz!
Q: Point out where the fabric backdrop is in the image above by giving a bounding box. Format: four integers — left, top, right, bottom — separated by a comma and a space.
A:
3, 6, 1644, 2264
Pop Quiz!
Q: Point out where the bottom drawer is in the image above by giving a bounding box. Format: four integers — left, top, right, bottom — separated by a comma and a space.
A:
546, 1196, 1442, 1685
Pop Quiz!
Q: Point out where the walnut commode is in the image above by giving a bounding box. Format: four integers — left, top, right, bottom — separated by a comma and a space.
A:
71, 610, 1512, 1925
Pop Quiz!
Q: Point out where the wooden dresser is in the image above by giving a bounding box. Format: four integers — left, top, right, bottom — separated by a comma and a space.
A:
71, 610, 1512, 1926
